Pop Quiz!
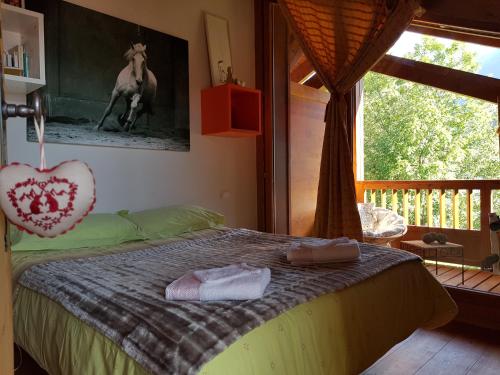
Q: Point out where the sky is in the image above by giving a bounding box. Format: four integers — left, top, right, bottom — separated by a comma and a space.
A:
388, 31, 500, 78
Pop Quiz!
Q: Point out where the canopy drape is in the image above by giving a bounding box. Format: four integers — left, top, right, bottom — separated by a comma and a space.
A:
278, 0, 422, 239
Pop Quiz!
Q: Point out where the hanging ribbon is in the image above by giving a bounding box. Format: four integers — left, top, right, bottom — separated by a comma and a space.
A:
33, 115, 47, 170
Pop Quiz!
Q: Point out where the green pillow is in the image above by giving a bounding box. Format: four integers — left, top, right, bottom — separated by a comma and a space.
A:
119, 205, 224, 239
11, 213, 144, 251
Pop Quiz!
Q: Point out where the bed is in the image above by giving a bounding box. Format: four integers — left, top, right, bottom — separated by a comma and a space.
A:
11, 207, 457, 375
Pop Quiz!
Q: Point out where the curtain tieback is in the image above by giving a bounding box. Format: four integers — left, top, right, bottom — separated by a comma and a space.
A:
323, 91, 346, 123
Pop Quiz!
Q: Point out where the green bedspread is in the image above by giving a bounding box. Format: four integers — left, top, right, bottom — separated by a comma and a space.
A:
12, 229, 457, 375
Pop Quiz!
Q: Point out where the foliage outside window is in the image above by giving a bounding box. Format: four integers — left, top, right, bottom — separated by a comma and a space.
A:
363, 36, 499, 228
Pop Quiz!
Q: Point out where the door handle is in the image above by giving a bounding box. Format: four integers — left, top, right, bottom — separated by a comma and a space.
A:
2, 92, 44, 122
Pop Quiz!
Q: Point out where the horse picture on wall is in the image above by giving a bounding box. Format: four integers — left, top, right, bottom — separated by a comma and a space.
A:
26, 0, 189, 151
96, 43, 157, 132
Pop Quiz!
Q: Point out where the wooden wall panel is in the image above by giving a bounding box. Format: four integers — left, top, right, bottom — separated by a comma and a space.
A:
0, 213, 13, 375
289, 82, 328, 236
445, 286, 500, 331
254, 0, 271, 232
255, 0, 290, 234
271, 4, 290, 234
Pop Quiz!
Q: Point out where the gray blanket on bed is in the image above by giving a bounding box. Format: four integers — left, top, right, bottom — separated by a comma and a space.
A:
18, 228, 419, 375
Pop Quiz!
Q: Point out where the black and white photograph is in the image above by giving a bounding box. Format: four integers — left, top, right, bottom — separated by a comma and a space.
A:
26, 0, 190, 151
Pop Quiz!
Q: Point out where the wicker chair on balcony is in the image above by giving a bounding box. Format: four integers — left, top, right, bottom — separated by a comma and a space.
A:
358, 203, 407, 247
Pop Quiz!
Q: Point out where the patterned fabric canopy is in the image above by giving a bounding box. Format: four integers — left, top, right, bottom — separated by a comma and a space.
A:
279, 0, 423, 95
279, 0, 422, 239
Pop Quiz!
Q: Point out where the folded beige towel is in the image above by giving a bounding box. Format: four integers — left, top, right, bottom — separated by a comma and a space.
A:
287, 238, 360, 265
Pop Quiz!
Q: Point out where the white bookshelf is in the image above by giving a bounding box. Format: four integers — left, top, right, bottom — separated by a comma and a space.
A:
1, 3, 45, 94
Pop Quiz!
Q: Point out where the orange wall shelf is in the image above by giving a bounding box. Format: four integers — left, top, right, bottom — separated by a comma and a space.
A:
201, 83, 262, 137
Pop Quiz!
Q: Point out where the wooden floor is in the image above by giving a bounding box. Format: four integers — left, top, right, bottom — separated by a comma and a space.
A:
16, 324, 500, 375
425, 263, 500, 295
363, 323, 500, 375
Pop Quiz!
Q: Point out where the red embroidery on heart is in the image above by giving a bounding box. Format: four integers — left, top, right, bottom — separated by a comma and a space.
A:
7, 176, 78, 231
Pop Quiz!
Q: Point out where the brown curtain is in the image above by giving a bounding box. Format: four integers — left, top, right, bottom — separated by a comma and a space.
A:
279, 0, 422, 239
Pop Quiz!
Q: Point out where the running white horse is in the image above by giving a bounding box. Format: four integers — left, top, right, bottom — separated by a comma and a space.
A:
96, 43, 157, 131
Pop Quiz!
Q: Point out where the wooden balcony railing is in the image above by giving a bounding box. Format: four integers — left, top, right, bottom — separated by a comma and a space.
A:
355, 180, 500, 266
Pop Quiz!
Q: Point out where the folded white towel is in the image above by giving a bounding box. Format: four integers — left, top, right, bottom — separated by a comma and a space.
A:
200, 265, 271, 301
165, 263, 271, 301
300, 237, 350, 251
194, 263, 261, 283
287, 238, 360, 265
165, 271, 201, 301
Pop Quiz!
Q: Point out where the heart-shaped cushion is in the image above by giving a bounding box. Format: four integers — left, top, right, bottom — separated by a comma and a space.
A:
0, 160, 96, 237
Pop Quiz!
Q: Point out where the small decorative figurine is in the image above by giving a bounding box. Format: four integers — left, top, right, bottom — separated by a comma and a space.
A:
225, 66, 234, 84
223, 66, 246, 87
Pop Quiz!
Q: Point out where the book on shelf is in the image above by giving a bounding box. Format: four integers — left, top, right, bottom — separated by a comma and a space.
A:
23, 50, 30, 77
3, 44, 29, 77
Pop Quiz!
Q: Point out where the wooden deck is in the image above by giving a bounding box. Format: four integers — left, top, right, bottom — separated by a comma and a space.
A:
425, 263, 500, 295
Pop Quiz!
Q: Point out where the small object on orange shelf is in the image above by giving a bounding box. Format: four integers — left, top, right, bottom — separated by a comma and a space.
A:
201, 83, 261, 137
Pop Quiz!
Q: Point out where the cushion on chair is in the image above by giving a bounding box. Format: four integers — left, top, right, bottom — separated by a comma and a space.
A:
357, 203, 376, 232
359, 206, 406, 239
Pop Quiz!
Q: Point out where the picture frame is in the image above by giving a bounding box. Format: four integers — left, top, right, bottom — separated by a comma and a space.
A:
26, 0, 190, 152
204, 12, 232, 86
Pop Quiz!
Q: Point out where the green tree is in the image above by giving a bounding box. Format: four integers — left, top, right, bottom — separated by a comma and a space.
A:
363, 37, 499, 227
364, 37, 498, 181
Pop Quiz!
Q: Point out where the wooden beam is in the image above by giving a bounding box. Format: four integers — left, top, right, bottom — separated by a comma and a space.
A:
371, 55, 500, 103
466, 189, 474, 230
403, 189, 409, 223
271, 3, 290, 234
415, 189, 421, 226
290, 81, 329, 103
357, 180, 499, 191
288, 50, 324, 88
255, 0, 271, 232
408, 23, 500, 49
480, 188, 492, 248
426, 189, 433, 226
303, 73, 324, 89
452, 189, 460, 229
288, 32, 303, 71
439, 189, 447, 228
381, 190, 387, 209
290, 57, 313, 83
417, 0, 500, 35
392, 189, 398, 212
352, 80, 364, 181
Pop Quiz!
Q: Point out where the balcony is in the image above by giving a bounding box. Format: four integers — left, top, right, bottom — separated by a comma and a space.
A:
356, 180, 500, 329
356, 179, 499, 267
357, 179, 500, 296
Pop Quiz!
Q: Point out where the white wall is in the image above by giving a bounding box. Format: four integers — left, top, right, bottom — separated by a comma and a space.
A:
6, 0, 257, 229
